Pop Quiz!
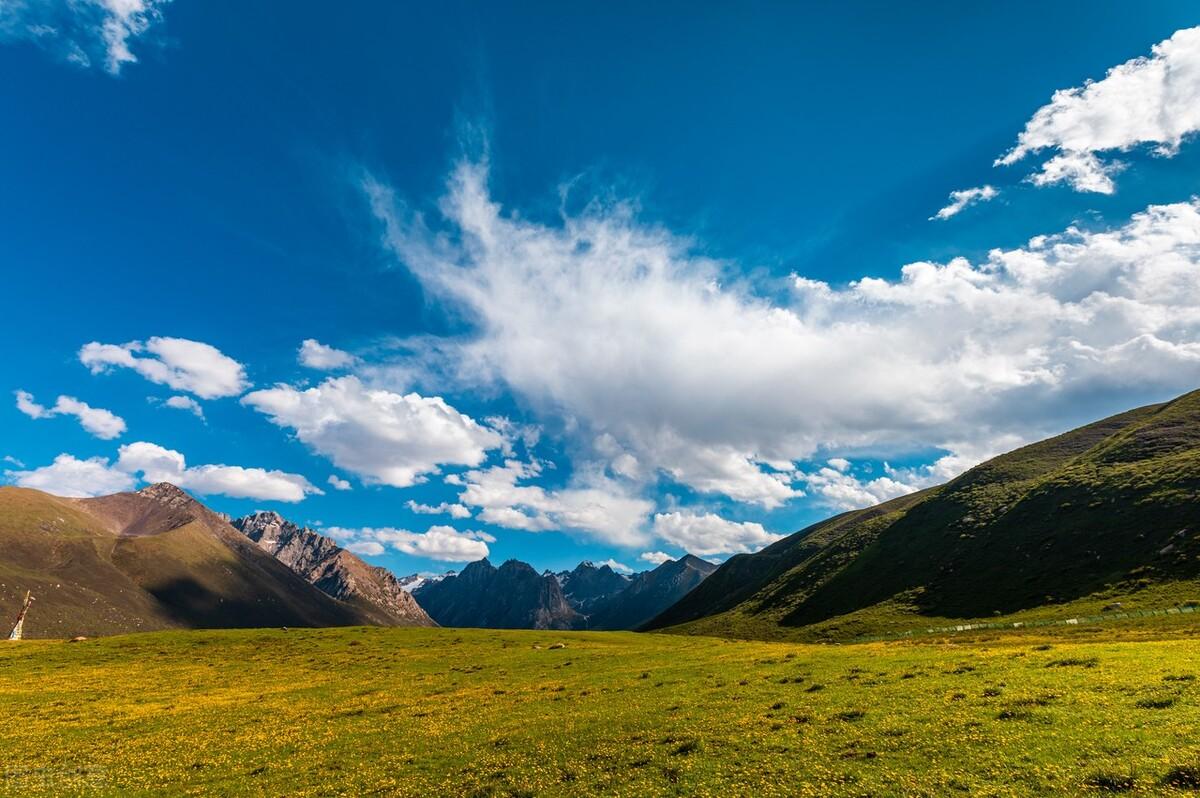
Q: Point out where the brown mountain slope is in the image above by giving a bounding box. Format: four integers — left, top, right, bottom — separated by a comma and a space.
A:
0, 483, 376, 638
231, 511, 434, 627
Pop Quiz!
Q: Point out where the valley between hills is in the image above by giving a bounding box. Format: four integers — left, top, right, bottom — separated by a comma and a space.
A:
6, 390, 1200, 795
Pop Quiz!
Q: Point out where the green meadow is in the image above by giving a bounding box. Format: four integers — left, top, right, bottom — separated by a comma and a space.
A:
4, 625, 1200, 797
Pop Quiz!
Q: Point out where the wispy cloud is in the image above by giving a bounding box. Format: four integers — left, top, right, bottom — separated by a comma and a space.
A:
931, 185, 998, 220
0, 0, 171, 75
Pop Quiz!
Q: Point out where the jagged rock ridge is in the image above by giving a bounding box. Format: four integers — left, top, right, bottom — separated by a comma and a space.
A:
231, 511, 434, 627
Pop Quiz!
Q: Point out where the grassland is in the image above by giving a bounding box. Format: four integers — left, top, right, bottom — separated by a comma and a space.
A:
4, 626, 1200, 796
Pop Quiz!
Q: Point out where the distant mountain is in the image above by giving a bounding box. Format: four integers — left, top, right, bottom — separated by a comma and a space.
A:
397, 571, 456, 593
0, 483, 382, 638
587, 555, 717, 630
231, 512, 434, 627
646, 390, 1200, 640
409, 554, 715, 631
559, 561, 631, 613
413, 558, 584, 630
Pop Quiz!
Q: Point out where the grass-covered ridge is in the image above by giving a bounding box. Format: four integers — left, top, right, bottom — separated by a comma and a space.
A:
649, 391, 1200, 640
6, 625, 1200, 796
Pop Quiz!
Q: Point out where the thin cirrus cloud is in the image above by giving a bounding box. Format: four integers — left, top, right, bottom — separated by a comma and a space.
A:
930, 185, 998, 220
80, 336, 249, 399
8, 442, 322, 502
0, 0, 171, 75
14, 390, 126, 440
325, 524, 494, 562
241, 375, 504, 488
997, 25, 1200, 193
367, 161, 1200, 514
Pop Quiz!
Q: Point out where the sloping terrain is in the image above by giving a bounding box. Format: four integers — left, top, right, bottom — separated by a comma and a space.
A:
587, 554, 716, 630
0, 483, 377, 638
648, 391, 1200, 640
232, 512, 434, 627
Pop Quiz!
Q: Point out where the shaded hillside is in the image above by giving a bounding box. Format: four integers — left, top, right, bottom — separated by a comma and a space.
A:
413, 559, 584, 630
558, 561, 630, 613
588, 554, 716, 630
0, 483, 377, 638
232, 512, 434, 627
648, 393, 1200, 639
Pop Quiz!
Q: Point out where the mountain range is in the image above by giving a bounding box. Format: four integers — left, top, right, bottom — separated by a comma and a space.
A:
0, 482, 387, 638
647, 389, 1200, 640
412, 554, 716, 630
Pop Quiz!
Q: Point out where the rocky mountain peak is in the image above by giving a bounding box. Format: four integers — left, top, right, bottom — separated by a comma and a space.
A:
137, 482, 195, 508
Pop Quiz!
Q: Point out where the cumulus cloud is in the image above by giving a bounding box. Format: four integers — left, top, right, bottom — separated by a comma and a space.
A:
597, 558, 633, 574
14, 390, 126, 440
327, 474, 352, 491
368, 162, 1200, 510
651, 511, 782, 557
638, 551, 673, 566
931, 185, 998, 220
454, 458, 654, 546
242, 375, 503, 488
997, 26, 1200, 192
298, 339, 357, 370
114, 441, 322, 502
326, 524, 493, 562
0, 0, 170, 75
407, 499, 472, 519
163, 395, 204, 419
80, 337, 248, 399
7, 453, 136, 497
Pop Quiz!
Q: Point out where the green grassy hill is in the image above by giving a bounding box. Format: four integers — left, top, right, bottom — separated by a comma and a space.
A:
648, 391, 1200, 641
5, 624, 1200, 796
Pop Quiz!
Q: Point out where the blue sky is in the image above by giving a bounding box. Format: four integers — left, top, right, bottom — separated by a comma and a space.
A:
3, 2, 1200, 576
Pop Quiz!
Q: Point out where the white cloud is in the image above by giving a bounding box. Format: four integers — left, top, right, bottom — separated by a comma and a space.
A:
455, 458, 654, 546
327, 474, 352, 491
931, 185, 998, 220
327, 524, 492, 562
638, 550, 673, 566
0, 0, 170, 75
367, 163, 1200, 509
651, 511, 782, 557
798, 464, 919, 512
7, 453, 136, 497
14, 390, 126, 440
407, 499, 471, 519
241, 375, 503, 488
345, 541, 384, 557
298, 339, 357, 370
163, 395, 204, 419
826, 457, 851, 472
997, 26, 1200, 192
597, 558, 633, 574
114, 441, 322, 502
80, 337, 248, 399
